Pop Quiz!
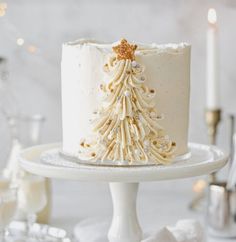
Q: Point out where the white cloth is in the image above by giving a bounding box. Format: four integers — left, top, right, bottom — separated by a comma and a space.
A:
74, 218, 205, 242
142, 227, 177, 242
74, 218, 109, 242
170, 220, 205, 242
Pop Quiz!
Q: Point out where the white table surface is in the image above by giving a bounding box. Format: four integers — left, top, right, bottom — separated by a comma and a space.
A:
49, 177, 230, 242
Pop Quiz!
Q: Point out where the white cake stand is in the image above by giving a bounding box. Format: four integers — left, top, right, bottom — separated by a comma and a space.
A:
19, 143, 228, 242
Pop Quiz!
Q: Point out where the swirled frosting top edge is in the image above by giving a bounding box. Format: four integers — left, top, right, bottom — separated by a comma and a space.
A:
63, 39, 190, 54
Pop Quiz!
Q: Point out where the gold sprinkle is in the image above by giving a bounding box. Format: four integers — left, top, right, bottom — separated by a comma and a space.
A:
126, 70, 131, 74
110, 89, 114, 93
153, 141, 157, 145
103, 64, 109, 72
80, 142, 85, 147
150, 89, 155, 94
172, 142, 176, 146
163, 154, 167, 158
91, 152, 96, 157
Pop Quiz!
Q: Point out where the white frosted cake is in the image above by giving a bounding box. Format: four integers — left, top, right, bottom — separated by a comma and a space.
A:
61, 39, 191, 165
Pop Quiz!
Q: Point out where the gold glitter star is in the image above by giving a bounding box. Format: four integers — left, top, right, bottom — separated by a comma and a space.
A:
112, 39, 137, 61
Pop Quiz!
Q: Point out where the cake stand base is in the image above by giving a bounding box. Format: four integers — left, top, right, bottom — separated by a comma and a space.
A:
19, 143, 228, 242
108, 183, 142, 242
73, 183, 141, 242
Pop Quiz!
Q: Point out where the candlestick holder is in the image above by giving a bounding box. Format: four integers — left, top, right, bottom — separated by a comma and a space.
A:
205, 109, 221, 145
205, 109, 221, 182
189, 109, 222, 210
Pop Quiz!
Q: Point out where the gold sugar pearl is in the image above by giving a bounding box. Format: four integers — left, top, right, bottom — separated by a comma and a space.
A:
103, 64, 109, 72
150, 89, 155, 94
172, 142, 176, 146
153, 141, 157, 145
131, 119, 135, 124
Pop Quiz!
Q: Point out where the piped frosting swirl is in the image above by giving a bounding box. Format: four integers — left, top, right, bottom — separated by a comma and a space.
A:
79, 39, 176, 164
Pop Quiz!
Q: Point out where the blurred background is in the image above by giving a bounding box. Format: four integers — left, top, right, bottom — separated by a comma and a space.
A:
1, 0, 236, 157
0, 0, 235, 239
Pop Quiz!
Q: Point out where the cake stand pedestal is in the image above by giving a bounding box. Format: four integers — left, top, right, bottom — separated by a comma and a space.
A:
19, 143, 228, 242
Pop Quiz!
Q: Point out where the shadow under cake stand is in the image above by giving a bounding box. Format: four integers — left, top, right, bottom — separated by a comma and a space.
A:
19, 143, 228, 242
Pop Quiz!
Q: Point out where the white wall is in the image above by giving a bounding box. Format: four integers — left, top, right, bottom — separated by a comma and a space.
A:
0, 0, 235, 165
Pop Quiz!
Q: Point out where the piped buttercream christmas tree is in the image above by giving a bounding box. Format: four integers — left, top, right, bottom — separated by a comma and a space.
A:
79, 39, 176, 164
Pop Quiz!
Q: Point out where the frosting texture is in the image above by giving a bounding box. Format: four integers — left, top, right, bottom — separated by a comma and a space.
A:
79, 40, 176, 164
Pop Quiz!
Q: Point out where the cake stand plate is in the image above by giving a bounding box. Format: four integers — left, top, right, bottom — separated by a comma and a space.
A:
19, 143, 228, 242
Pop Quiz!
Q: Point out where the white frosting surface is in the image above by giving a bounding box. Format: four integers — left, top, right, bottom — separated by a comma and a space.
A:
61, 39, 191, 158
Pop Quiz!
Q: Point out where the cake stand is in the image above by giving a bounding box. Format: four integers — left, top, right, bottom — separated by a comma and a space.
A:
19, 143, 228, 242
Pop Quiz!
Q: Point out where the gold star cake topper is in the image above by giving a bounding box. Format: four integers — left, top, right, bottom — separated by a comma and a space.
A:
112, 39, 137, 61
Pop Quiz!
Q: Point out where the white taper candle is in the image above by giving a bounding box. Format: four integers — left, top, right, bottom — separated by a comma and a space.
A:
206, 8, 220, 110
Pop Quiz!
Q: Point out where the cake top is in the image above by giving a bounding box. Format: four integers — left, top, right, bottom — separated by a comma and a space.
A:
63, 39, 190, 55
